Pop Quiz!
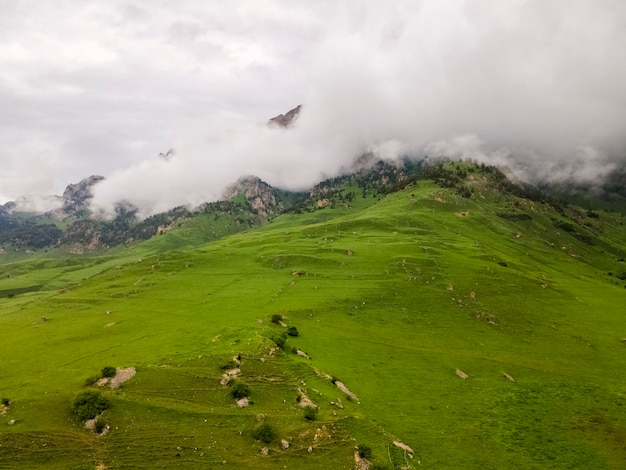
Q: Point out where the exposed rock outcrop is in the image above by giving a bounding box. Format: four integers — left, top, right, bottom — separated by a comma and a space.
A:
223, 176, 280, 217
269, 105, 302, 128
60, 175, 105, 217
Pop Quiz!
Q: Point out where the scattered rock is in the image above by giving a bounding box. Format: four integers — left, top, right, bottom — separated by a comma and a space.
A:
347, 249, 353, 256
280, 439, 290, 449
236, 397, 249, 408
503, 373, 516, 382
279, 321, 288, 328
354, 450, 371, 470
297, 389, 318, 409
456, 369, 469, 379
260, 357, 266, 363
446, 284, 454, 291
334, 381, 359, 401
96, 377, 109, 387
308, 446, 313, 453
620, 338, 626, 343
260, 447, 269, 455
393, 440, 414, 456
296, 349, 310, 359
110, 367, 136, 388
8, 419, 16, 426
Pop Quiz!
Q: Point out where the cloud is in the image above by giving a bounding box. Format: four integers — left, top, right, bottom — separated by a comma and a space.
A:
1, 1, 624, 215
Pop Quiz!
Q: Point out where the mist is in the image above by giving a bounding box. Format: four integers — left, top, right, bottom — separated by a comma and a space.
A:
2, 1, 624, 216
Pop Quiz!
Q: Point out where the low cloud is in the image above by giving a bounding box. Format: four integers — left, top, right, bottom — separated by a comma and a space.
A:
1, 1, 624, 216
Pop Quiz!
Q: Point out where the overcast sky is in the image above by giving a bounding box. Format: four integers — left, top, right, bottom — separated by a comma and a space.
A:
1, 0, 625, 215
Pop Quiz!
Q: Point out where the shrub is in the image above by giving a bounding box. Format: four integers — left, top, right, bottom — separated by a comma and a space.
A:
101, 366, 117, 378
273, 333, 287, 350
253, 423, 276, 444
72, 391, 109, 421
230, 381, 250, 399
271, 314, 283, 324
94, 418, 106, 434
287, 326, 299, 337
303, 406, 317, 421
220, 360, 239, 370
1, 397, 9, 407
357, 444, 373, 460
84, 375, 100, 387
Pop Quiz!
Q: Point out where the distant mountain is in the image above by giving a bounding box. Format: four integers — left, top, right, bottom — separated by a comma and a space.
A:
58, 175, 105, 218
268, 104, 302, 128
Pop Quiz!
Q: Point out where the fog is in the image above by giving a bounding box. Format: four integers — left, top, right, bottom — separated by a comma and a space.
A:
1, 1, 624, 215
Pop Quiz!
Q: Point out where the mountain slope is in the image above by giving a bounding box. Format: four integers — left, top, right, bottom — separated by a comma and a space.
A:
0, 165, 625, 469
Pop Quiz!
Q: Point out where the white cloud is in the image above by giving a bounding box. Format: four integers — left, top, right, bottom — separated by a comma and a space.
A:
0, 0, 624, 215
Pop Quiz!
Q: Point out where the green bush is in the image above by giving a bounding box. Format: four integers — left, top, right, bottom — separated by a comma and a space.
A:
287, 326, 299, 337
357, 444, 373, 459
101, 366, 117, 378
84, 375, 100, 387
303, 406, 317, 421
273, 333, 287, 350
1, 397, 9, 407
230, 381, 250, 399
72, 391, 109, 421
220, 360, 239, 370
253, 423, 276, 444
271, 314, 283, 324
94, 418, 106, 434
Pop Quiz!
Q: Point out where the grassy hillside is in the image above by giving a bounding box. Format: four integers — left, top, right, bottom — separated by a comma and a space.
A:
1, 172, 625, 469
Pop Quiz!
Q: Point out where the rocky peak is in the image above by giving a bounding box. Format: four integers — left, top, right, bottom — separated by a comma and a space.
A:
223, 176, 278, 217
61, 175, 105, 217
268, 105, 302, 128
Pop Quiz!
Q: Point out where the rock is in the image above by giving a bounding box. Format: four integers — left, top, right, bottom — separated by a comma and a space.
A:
268, 105, 302, 128
8, 419, 16, 426
60, 175, 105, 217
456, 369, 469, 379
280, 439, 290, 449
236, 397, 249, 408
261, 447, 269, 455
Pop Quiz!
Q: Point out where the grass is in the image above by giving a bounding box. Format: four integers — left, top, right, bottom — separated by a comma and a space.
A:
0, 177, 625, 468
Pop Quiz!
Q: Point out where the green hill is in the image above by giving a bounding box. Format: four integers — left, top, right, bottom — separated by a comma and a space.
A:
1, 165, 625, 469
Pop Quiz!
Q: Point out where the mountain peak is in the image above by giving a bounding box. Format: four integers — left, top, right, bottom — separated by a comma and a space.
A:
61, 175, 105, 217
268, 105, 302, 128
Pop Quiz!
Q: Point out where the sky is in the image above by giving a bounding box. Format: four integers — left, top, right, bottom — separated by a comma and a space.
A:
1, 0, 625, 216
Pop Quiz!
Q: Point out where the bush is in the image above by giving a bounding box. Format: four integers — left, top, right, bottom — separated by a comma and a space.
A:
253, 423, 276, 444
72, 391, 109, 421
271, 314, 283, 324
101, 366, 117, 378
1, 397, 9, 407
94, 418, 106, 434
220, 360, 239, 370
230, 381, 250, 399
287, 326, 299, 337
303, 406, 317, 421
84, 375, 100, 387
357, 444, 373, 460
273, 333, 287, 350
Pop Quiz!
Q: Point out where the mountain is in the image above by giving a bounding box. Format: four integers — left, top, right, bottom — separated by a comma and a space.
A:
268, 104, 302, 128
58, 175, 105, 217
1, 159, 625, 469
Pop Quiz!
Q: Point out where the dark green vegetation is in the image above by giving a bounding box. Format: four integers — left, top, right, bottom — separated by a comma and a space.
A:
72, 391, 110, 421
1, 162, 625, 469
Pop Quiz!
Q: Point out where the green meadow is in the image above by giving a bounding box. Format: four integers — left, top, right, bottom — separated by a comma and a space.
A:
1, 176, 625, 469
